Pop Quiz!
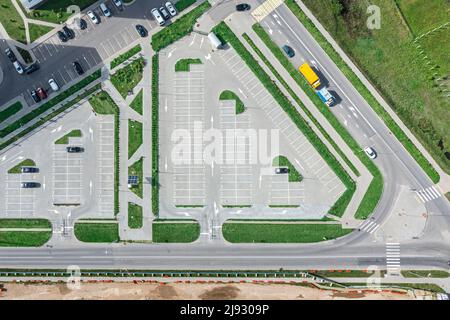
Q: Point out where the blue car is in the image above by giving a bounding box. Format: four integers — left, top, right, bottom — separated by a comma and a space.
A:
282, 45, 295, 58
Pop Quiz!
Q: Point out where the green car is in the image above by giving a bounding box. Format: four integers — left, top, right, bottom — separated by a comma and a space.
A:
282, 45, 295, 58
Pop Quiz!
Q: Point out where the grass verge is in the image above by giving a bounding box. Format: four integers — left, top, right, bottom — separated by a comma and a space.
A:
0, 0, 26, 43
175, 58, 202, 72
111, 57, 145, 98
152, 221, 200, 243
0, 231, 52, 247
7, 159, 36, 174
128, 119, 142, 159
28, 23, 53, 42
128, 203, 143, 229
273, 155, 303, 182
129, 89, 143, 115
175, 0, 196, 12
128, 157, 143, 199
0, 102, 22, 124
151, 54, 159, 216
222, 222, 352, 243
285, 0, 440, 183
151, 1, 211, 52
0, 219, 51, 229
401, 270, 449, 278
219, 90, 245, 114
54, 129, 82, 144
89, 91, 120, 214
74, 223, 119, 243
110, 44, 142, 69
213, 22, 355, 218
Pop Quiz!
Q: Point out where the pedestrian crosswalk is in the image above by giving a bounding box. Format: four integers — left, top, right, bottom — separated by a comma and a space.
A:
386, 243, 401, 275
359, 219, 380, 234
251, 0, 285, 22
416, 186, 442, 203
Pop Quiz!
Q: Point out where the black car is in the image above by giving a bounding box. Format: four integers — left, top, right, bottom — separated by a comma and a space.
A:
78, 18, 87, 30
21, 182, 40, 188
21, 167, 39, 173
24, 63, 40, 75
67, 146, 84, 153
282, 45, 295, 58
4, 48, 16, 62
236, 3, 251, 11
72, 61, 84, 75
275, 167, 289, 174
62, 25, 75, 39
30, 90, 41, 103
135, 24, 148, 37
57, 30, 68, 42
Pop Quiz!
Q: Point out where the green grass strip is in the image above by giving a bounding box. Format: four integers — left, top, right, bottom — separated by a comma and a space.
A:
219, 90, 245, 114
128, 119, 142, 159
273, 155, 303, 182
74, 223, 119, 243
129, 89, 143, 115
284, 0, 439, 183
0, 70, 100, 139
128, 203, 143, 229
152, 54, 159, 216
175, 58, 202, 72
110, 44, 142, 69
110, 57, 145, 98
151, 1, 211, 52
152, 222, 200, 243
251, 24, 383, 219
128, 157, 143, 199
7, 159, 36, 174
0, 219, 51, 229
0, 101, 22, 124
54, 129, 82, 144
0, 231, 52, 247
175, 0, 196, 12
222, 222, 352, 243
213, 22, 355, 218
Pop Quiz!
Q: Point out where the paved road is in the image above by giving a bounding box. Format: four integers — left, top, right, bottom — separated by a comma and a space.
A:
0, 0, 166, 107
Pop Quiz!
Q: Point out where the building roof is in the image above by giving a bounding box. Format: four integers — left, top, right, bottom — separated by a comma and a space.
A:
21, 0, 45, 10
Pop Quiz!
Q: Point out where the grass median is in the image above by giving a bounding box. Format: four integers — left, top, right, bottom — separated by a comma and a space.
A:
273, 155, 303, 182
285, 0, 440, 183
110, 44, 142, 69
128, 157, 143, 199
251, 23, 383, 219
111, 57, 145, 98
7, 159, 36, 174
128, 119, 142, 159
219, 90, 245, 114
175, 58, 202, 72
152, 221, 200, 243
0, 231, 52, 247
54, 129, 82, 144
0, 102, 22, 124
0, 219, 51, 229
74, 222, 119, 243
128, 203, 143, 229
213, 22, 355, 218
130, 89, 143, 115
151, 54, 159, 216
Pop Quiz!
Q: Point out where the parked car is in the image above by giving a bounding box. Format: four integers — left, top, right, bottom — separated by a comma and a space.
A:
282, 45, 295, 58
20, 182, 40, 188
151, 8, 165, 26
78, 18, 87, 30
4, 48, 16, 62
57, 30, 68, 42
236, 3, 251, 11
165, 1, 177, 16
21, 167, 39, 173
87, 10, 100, 24
36, 87, 47, 100
13, 61, 24, 74
113, 0, 123, 10
135, 24, 148, 37
30, 90, 41, 103
62, 25, 75, 39
100, 3, 112, 17
48, 78, 60, 91
159, 6, 170, 20
24, 63, 40, 75
275, 167, 289, 174
67, 146, 84, 153
364, 147, 377, 159
72, 61, 84, 75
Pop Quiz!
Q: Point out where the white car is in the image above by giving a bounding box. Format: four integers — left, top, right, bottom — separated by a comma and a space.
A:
165, 1, 177, 16
87, 10, 99, 24
48, 78, 60, 91
13, 61, 24, 74
151, 8, 165, 26
113, 0, 123, 10
364, 147, 377, 159
100, 3, 112, 17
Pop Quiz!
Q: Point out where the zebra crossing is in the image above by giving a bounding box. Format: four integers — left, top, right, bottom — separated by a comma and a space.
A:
251, 0, 285, 22
359, 219, 380, 234
415, 186, 442, 203
386, 243, 401, 275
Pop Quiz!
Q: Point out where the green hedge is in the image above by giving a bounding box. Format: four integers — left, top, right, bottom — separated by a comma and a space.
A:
175, 0, 196, 12
110, 44, 142, 69
284, 0, 439, 184
0, 101, 22, 124
213, 22, 355, 218
151, 1, 211, 52
151, 54, 159, 216
251, 24, 383, 219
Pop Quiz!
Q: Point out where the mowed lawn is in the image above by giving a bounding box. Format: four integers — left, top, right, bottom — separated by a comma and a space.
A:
152, 222, 200, 243
0, 0, 26, 43
302, 0, 450, 174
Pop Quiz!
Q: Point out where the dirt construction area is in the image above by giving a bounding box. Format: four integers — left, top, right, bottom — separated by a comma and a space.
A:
0, 281, 434, 300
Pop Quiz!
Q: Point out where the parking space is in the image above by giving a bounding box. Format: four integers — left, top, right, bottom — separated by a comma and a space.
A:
218, 49, 345, 200
268, 174, 304, 206
96, 117, 115, 215
52, 144, 83, 205
3, 174, 36, 217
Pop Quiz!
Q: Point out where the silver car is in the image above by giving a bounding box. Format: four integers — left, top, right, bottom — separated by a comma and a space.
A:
165, 1, 177, 16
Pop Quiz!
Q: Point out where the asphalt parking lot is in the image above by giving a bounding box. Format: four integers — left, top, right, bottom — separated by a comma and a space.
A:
3, 173, 37, 217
